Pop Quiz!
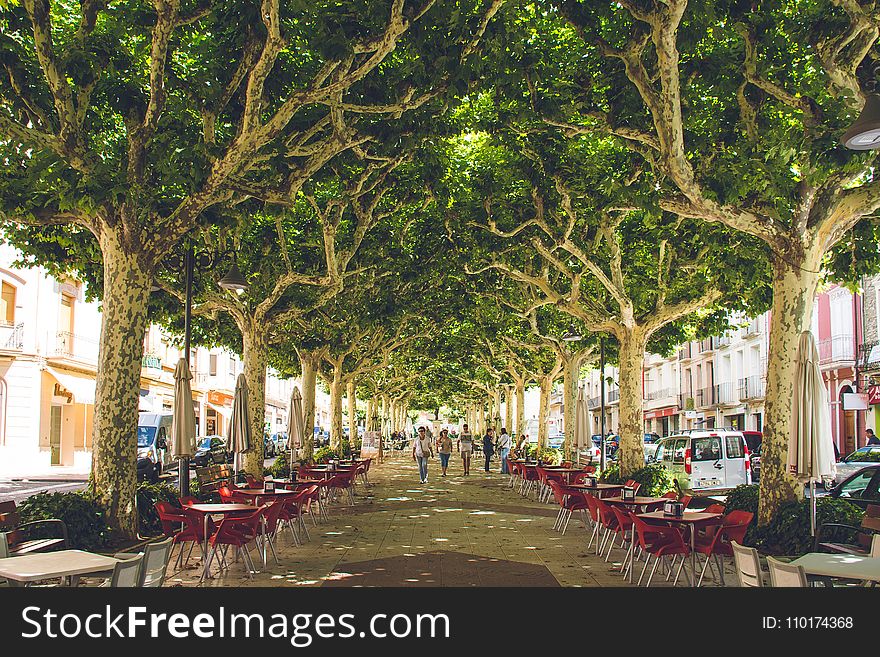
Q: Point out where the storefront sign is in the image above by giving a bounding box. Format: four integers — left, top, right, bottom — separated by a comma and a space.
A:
868, 386, 880, 405
207, 390, 233, 406
360, 430, 380, 458
644, 407, 678, 420
842, 392, 869, 411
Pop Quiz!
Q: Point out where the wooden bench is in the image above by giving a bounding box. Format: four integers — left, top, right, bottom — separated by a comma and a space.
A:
0, 500, 68, 558
816, 504, 880, 555
194, 464, 235, 499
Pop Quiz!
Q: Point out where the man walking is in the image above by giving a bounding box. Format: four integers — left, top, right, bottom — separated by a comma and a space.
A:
412, 426, 434, 484
482, 427, 495, 473
458, 423, 474, 475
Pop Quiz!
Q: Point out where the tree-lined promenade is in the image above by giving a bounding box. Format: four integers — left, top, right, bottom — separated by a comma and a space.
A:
1, 0, 879, 538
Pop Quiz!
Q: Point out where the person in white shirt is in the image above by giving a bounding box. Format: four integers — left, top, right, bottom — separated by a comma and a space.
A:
412, 426, 434, 483
497, 428, 512, 474
458, 423, 474, 475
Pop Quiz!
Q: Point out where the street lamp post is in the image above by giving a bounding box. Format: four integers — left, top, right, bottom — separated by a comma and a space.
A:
599, 337, 606, 473
160, 241, 246, 497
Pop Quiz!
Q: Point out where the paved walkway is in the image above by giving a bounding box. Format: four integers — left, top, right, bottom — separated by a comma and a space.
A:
168, 453, 705, 587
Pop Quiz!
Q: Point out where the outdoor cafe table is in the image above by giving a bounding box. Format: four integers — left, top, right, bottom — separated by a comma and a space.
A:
187, 503, 256, 580
603, 496, 668, 509
567, 483, 626, 498
788, 553, 880, 585
0, 549, 119, 586
633, 511, 723, 586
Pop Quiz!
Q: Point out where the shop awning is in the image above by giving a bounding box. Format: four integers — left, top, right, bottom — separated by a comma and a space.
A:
207, 402, 231, 420
47, 367, 96, 405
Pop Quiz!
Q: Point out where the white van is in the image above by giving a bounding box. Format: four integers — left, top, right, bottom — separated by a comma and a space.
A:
654, 430, 752, 495
137, 411, 174, 480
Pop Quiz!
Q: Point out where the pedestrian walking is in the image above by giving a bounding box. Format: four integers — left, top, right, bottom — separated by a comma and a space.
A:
438, 429, 453, 476
497, 427, 511, 474
483, 427, 495, 473
412, 426, 434, 483
458, 423, 474, 475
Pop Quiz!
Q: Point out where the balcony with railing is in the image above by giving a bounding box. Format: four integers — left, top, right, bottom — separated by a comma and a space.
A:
818, 335, 855, 365
607, 388, 620, 403
587, 395, 601, 409
679, 393, 696, 411
715, 382, 738, 405
645, 387, 674, 402
696, 386, 716, 408
0, 322, 24, 351
54, 331, 100, 364
678, 343, 693, 360
698, 337, 717, 354
738, 375, 765, 400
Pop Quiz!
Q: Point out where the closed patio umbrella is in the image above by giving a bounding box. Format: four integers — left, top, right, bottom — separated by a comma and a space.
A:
228, 373, 252, 474
575, 386, 589, 464
789, 331, 837, 536
171, 358, 197, 495
287, 386, 304, 472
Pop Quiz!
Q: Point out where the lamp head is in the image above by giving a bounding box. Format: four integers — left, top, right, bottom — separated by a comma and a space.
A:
842, 92, 880, 150
218, 262, 248, 293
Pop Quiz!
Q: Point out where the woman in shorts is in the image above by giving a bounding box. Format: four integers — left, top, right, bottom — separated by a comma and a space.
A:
458, 423, 473, 475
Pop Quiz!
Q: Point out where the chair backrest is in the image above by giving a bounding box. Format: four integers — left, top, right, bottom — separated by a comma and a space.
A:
730, 541, 763, 587
610, 505, 632, 531
593, 497, 618, 529
662, 491, 677, 499
871, 534, 880, 558
623, 480, 641, 495
178, 496, 200, 506
583, 493, 600, 523
705, 503, 726, 514
766, 556, 808, 587
546, 479, 567, 507
678, 494, 693, 509
154, 501, 187, 537
140, 536, 173, 587
111, 554, 144, 587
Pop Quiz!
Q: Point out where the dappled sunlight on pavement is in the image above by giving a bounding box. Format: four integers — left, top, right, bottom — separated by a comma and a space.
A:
165, 453, 703, 587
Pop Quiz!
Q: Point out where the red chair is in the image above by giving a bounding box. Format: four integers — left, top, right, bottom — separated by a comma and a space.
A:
244, 474, 263, 489
154, 502, 191, 569
178, 496, 201, 506
571, 467, 597, 485
623, 479, 641, 495
538, 467, 567, 504
695, 503, 727, 542
630, 512, 691, 586
661, 491, 677, 499
547, 480, 588, 534
256, 500, 287, 566
678, 494, 693, 509
218, 485, 248, 504
202, 511, 261, 581
593, 497, 621, 557
693, 510, 753, 586
583, 494, 602, 550
326, 470, 357, 506
519, 465, 540, 498
608, 505, 636, 567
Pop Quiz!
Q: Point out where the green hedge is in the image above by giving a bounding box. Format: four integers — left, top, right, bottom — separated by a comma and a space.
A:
136, 482, 181, 537
719, 484, 864, 555
598, 463, 677, 497
523, 444, 560, 464
266, 454, 291, 479
17, 491, 110, 551
314, 444, 352, 462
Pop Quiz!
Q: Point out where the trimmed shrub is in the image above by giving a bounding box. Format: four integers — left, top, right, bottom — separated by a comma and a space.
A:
267, 454, 291, 479
314, 446, 340, 463
523, 444, 559, 464
17, 491, 110, 551
136, 482, 181, 537
723, 483, 761, 545
599, 463, 676, 497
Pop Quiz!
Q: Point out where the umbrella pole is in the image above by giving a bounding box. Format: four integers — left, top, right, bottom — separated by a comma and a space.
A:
810, 480, 816, 537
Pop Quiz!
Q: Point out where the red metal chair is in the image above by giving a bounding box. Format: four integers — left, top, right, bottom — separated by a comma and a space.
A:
629, 512, 691, 586
154, 502, 193, 569
519, 465, 540, 498
547, 480, 588, 534
218, 485, 248, 504
326, 470, 357, 506
202, 511, 261, 581
695, 503, 727, 542
608, 505, 637, 567
583, 493, 602, 550
693, 510, 753, 586
593, 497, 621, 557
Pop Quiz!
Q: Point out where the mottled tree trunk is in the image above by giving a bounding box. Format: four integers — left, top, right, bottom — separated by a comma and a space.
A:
538, 375, 552, 451
516, 379, 526, 439
759, 248, 822, 524
492, 388, 502, 429
90, 238, 152, 539
563, 356, 578, 461
329, 368, 343, 452
299, 352, 318, 462
347, 379, 357, 450
505, 385, 514, 437
617, 329, 648, 477
241, 326, 268, 478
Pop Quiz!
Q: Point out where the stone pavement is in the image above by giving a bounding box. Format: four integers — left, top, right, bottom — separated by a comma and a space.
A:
168, 452, 721, 587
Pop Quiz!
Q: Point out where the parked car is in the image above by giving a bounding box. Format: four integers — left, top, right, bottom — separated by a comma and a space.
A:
741, 430, 762, 482
263, 433, 276, 458
827, 465, 880, 510
271, 432, 289, 452
653, 429, 751, 495
136, 412, 173, 481
193, 435, 231, 467
832, 446, 880, 485
547, 432, 565, 449
643, 432, 661, 443
644, 443, 661, 464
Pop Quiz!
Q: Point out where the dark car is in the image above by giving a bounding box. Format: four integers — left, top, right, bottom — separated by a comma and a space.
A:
137, 456, 160, 483
827, 465, 880, 510
193, 435, 231, 467
643, 432, 661, 443
264, 433, 276, 458
741, 431, 762, 482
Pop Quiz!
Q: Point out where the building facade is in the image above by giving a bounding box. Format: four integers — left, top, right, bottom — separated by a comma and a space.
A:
0, 246, 329, 477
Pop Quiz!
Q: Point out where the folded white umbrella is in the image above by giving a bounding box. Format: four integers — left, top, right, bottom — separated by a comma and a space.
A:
575, 386, 589, 461
789, 331, 837, 535
228, 373, 252, 473
287, 386, 304, 471
171, 358, 197, 459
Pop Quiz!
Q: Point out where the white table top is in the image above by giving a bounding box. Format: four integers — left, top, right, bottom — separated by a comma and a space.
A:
790, 553, 880, 582
0, 549, 120, 582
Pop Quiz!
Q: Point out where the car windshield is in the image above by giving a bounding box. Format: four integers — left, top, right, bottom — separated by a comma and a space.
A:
137, 426, 156, 447
845, 448, 880, 463
198, 437, 211, 450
